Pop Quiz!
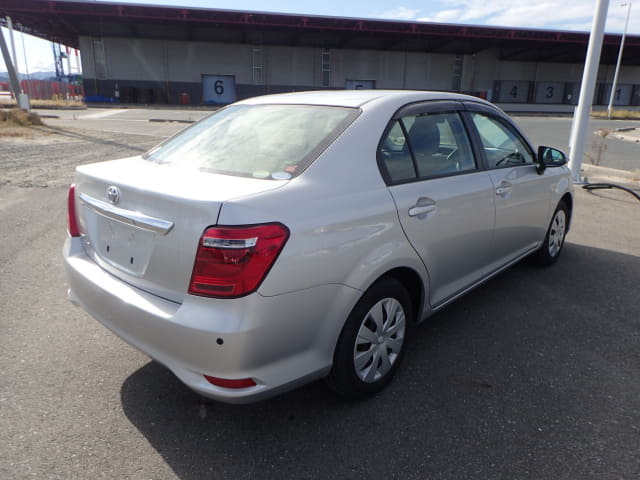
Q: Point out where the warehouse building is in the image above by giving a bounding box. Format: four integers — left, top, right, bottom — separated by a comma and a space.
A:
2, 0, 640, 110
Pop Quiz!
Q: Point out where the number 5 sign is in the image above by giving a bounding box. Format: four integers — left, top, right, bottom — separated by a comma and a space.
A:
202, 75, 237, 104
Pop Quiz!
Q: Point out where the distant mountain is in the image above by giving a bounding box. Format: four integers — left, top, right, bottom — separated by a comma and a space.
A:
0, 71, 60, 81
28, 71, 58, 80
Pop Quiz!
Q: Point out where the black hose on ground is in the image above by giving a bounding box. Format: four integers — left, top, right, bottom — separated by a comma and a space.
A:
582, 183, 640, 202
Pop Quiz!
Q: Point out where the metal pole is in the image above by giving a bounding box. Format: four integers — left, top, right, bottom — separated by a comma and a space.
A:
65, 45, 72, 77
568, 0, 610, 183
21, 30, 30, 81
6, 17, 20, 79
74, 48, 81, 75
607, 2, 632, 118
0, 27, 22, 96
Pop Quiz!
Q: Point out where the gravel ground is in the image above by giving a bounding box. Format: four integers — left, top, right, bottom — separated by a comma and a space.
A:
0, 126, 160, 190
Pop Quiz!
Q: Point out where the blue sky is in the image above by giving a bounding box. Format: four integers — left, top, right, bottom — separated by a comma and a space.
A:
2, 0, 638, 73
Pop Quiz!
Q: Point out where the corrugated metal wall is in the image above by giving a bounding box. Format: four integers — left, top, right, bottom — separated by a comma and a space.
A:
79, 36, 640, 106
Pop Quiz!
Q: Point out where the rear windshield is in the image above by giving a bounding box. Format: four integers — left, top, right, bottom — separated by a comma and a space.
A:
144, 104, 359, 180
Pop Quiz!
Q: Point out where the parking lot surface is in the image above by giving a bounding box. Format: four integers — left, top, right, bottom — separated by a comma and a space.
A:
1, 118, 639, 479
514, 116, 640, 172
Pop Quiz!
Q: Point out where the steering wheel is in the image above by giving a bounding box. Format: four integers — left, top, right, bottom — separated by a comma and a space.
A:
495, 152, 523, 167
445, 147, 458, 161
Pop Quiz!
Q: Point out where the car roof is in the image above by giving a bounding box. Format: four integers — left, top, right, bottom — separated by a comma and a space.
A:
236, 89, 494, 110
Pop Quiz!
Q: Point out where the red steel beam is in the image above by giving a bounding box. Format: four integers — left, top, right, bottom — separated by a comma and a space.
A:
1, 0, 639, 48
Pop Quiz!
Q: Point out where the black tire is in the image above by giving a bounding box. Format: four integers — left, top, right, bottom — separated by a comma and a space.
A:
326, 277, 412, 399
532, 200, 569, 266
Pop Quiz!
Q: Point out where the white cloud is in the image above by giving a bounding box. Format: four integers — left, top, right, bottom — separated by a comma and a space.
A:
417, 9, 466, 24
379, 6, 421, 20
561, 22, 594, 31
1, 28, 57, 74
384, 0, 640, 34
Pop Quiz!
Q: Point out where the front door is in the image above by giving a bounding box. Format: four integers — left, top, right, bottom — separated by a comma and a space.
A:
465, 110, 554, 272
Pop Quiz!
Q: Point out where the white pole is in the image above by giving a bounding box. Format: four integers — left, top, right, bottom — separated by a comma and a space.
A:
65, 45, 72, 77
21, 30, 30, 81
607, 2, 632, 118
568, 0, 610, 183
74, 48, 81, 74
6, 17, 20, 81
0, 26, 29, 110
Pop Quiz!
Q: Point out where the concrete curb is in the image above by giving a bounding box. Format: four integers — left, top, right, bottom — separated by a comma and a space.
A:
582, 164, 640, 188
612, 127, 640, 144
148, 118, 195, 124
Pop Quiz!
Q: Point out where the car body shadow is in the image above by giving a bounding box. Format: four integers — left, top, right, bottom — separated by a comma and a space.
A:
120, 242, 640, 479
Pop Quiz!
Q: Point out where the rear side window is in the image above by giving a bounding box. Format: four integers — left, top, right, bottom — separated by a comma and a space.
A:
379, 111, 476, 183
378, 120, 415, 182
144, 104, 359, 179
469, 113, 535, 168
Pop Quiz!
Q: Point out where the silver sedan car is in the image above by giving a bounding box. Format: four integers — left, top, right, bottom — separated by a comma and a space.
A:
64, 90, 572, 403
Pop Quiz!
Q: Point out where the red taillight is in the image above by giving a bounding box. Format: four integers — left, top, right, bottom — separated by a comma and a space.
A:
203, 375, 256, 389
67, 184, 81, 237
188, 223, 289, 298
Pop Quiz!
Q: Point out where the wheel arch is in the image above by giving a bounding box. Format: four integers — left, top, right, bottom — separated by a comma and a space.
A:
560, 192, 573, 230
375, 266, 426, 324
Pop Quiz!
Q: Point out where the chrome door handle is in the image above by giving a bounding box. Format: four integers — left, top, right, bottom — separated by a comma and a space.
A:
409, 205, 436, 216
495, 181, 513, 197
408, 197, 437, 217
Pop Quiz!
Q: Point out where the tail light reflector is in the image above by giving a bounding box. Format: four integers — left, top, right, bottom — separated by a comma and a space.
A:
67, 184, 81, 237
204, 375, 256, 389
189, 223, 289, 298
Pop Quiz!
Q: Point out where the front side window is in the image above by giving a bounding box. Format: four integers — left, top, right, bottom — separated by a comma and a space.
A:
469, 113, 535, 168
144, 104, 359, 179
379, 111, 476, 183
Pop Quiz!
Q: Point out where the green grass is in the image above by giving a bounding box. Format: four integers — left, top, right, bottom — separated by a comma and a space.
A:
0, 109, 44, 126
591, 109, 640, 120
0, 99, 85, 109
0, 109, 45, 136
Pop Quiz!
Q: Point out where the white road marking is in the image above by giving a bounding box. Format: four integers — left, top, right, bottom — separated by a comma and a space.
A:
79, 109, 136, 119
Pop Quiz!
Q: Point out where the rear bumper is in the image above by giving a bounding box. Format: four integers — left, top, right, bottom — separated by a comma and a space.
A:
63, 236, 359, 403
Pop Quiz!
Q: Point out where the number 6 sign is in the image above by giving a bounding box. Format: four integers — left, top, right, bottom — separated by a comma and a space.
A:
202, 75, 237, 104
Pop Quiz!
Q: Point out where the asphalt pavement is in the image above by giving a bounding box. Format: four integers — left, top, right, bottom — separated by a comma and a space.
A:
513, 116, 639, 172
35, 107, 213, 138
1, 115, 639, 479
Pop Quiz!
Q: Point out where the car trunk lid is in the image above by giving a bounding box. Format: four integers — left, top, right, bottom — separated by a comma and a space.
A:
73, 156, 286, 303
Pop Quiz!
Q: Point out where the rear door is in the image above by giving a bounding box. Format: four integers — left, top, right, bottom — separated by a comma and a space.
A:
379, 102, 496, 307
464, 104, 554, 272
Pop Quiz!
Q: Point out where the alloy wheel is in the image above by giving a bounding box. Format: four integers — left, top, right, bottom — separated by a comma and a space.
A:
548, 209, 567, 257
353, 298, 406, 383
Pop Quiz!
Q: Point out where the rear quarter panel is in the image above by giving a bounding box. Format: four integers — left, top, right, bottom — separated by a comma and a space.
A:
217, 98, 430, 301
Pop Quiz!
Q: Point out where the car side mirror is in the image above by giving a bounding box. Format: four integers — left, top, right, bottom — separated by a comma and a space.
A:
537, 146, 567, 174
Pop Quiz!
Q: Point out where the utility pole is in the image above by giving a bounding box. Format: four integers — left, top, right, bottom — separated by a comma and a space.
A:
0, 26, 29, 110
6, 17, 19, 72
568, 0, 609, 183
0, 23, 31, 111
65, 45, 72, 78
607, 2, 632, 118
52, 43, 65, 80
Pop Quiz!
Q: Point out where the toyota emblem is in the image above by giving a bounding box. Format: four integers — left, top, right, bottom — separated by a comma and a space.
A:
106, 185, 120, 205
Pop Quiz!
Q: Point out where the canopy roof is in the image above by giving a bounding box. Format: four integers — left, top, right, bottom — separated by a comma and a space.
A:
2, 0, 640, 65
